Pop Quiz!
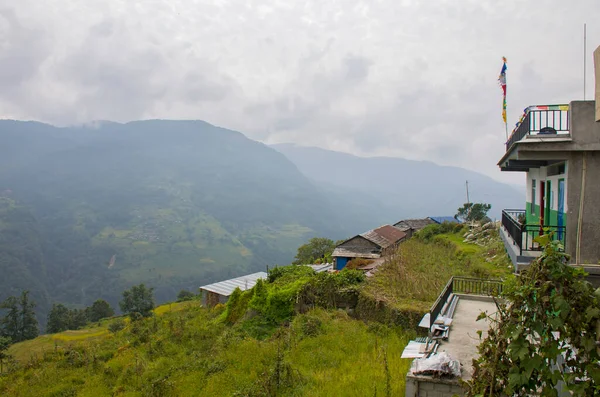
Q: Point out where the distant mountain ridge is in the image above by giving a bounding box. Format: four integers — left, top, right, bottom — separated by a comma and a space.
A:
271, 143, 523, 222
0, 120, 371, 321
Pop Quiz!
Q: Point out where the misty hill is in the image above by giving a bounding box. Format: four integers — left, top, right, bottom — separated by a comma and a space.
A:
0, 120, 371, 320
272, 144, 524, 222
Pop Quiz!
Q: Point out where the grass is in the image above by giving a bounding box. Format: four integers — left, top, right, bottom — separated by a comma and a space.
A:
1, 308, 412, 396
363, 225, 512, 312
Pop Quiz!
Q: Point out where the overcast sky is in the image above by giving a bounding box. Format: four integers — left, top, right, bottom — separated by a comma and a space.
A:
1, 0, 598, 185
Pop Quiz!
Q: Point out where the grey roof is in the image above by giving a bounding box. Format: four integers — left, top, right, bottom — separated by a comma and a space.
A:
305, 263, 333, 273
199, 271, 268, 296
332, 246, 381, 259
393, 218, 435, 230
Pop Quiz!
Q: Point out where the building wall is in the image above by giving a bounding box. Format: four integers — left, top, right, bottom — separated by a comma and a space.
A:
333, 236, 380, 270
405, 376, 464, 397
566, 151, 600, 264
570, 101, 600, 146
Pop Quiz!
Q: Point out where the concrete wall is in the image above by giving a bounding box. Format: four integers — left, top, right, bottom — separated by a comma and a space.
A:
594, 45, 600, 121
566, 151, 600, 264
570, 101, 600, 147
405, 375, 464, 397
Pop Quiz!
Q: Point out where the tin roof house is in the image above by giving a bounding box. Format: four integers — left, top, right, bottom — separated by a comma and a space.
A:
332, 225, 406, 270
199, 271, 268, 307
497, 45, 600, 272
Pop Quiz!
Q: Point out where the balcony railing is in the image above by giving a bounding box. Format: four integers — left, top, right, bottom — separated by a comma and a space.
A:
505, 105, 569, 152
429, 276, 503, 327
501, 209, 566, 255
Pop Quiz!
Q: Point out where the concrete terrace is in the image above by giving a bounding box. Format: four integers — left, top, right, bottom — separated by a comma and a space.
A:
437, 295, 496, 381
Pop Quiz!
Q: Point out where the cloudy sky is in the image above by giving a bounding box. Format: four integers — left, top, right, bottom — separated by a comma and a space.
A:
1, 0, 598, 184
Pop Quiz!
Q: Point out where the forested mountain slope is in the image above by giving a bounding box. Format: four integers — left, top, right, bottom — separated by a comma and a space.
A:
0, 120, 364, 319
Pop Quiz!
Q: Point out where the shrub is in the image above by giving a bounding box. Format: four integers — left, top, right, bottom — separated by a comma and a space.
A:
345, 258, 373, 270
108, 319, 126, 333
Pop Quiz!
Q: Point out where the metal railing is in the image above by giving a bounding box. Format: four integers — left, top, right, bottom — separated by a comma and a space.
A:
506, 105, 569, 152
429, 276, 503, 326
502, 209, 525, 253
501, 209, 566, 255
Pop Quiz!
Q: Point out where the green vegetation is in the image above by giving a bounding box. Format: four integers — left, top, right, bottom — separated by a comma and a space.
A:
362, 223, 512, 314
0, 291, 38, 344
0, 120, 371, 324
292, 237, 338, 265
456, 202, 492, 223
119, 284, 155, 318
467, 236, 600, 396
0, 269, 410, 396
176, 290, 196, 302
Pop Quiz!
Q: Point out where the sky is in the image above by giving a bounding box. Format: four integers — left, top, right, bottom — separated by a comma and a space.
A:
1, 0, 598, 185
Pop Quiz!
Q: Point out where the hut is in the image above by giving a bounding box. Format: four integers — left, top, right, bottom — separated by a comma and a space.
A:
199, 271, 268, 307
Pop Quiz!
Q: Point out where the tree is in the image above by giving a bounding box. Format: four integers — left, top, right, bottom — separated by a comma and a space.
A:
456, 202, 491, 223
292, 237, 336, 265
467, 236, 600, 396
120, 284, 155, 318
46, 303, 71, 333
0, 297, 19, 341
19, 291, 38, 341
176, 290, 195, 302
86, 299, 114, 322
0, 335, 10, 373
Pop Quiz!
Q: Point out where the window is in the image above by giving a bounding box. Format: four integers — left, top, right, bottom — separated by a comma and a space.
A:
531, 179, 536, 215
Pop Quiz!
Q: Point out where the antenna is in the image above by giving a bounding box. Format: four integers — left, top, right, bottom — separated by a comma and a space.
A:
465, 180, 470, 205
584, 23, 587, 100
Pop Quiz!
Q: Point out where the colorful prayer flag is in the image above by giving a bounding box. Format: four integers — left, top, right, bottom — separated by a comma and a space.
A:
498, 57, 507, 123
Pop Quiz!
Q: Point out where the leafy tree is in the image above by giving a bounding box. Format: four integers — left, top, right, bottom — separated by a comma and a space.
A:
46, 303, 71, 333
293, 237, 336, 265
455, 202, 491, 223
120, 284, 155, 318
467, 236, 600, 396
86, 299, 114, 322
176, 290, 195, 302
69, 309, 88, 329
0, 335, 10, 373
19, 291, 38, 341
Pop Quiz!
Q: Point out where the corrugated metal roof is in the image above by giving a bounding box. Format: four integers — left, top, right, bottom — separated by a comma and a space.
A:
199, 271, 268, 296
393, 218, 435, 230
429, 216, 460, 224
360, 225, 406, 248
305, 263, 333, 273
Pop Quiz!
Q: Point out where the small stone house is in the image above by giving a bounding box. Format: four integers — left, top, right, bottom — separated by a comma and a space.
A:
332, 225, 406, 270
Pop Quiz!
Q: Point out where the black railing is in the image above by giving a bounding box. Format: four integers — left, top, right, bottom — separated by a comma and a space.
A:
501, 209, 566, 255
429, 276, 503, 327
522, 224, 566, 252
502, 209, 525, 254
506, 105, 569, 152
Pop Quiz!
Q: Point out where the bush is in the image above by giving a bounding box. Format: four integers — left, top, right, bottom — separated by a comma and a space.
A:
108, 319, 126, 334
345, 258, 373, 270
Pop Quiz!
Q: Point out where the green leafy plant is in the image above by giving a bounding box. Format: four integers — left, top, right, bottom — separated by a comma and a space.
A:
466, 235, 600, 396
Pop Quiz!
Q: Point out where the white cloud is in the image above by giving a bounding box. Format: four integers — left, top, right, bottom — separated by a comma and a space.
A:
0, 0, 598, 185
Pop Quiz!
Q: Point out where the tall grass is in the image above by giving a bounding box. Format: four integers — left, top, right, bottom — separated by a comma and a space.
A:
363, 227, 512, 312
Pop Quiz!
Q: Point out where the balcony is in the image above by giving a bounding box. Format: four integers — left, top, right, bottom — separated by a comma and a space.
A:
505, 105, 570, 152
500, 209, 566, 270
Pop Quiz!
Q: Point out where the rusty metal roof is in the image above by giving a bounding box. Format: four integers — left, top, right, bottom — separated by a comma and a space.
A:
361, 225, 406, 248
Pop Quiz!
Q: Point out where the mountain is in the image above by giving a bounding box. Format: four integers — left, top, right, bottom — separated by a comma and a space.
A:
0, 120, 367, 320
271, 144, 524, 221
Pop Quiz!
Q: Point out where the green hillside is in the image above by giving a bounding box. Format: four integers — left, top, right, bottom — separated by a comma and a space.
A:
0, 225, 512, 396
0, 120, 365, 321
